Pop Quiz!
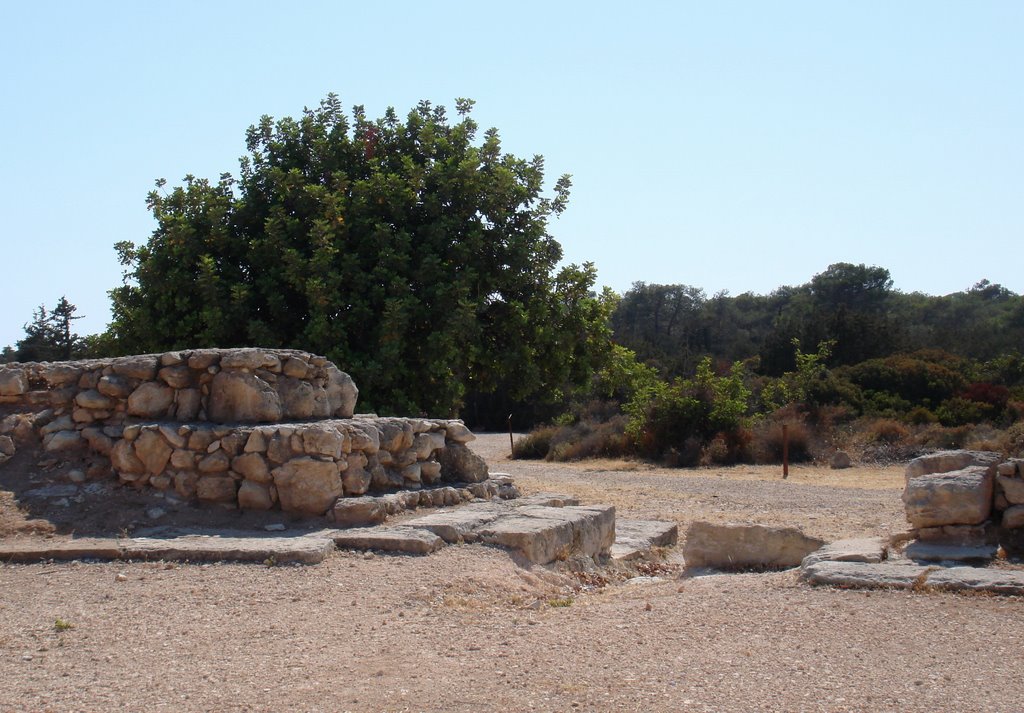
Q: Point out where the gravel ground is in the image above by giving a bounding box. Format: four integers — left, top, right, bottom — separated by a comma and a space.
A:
1, 434, 1021, 712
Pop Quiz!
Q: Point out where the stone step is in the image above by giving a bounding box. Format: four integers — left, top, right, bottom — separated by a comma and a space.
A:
331, 527, 444, 555
902, 540, 999, 564
611, 519, 679, 561
475, 505, 616, 565
801, 559, 1024, 595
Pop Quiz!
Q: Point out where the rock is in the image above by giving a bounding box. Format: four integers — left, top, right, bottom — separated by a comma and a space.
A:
342, 465, 371, 496
197, 451, 231, 473
411, 431, 446, 460
437, 443, 488, 483
169, 449, 195, 469
282, 356, 310, 379
232, 452, 271, 483
67, 469, 87, 483
244, 430, 269, 453
997, 462, 1018, 477
1003, 505, 1024, 529
683, 522, 826, 570
40, 364, 83, 387
174, 388, 202, 421
97, 374, 133, 398
112, 355, 159, 380
40, 414, 74, 436
903, 540, 998, 563
44, 430, 83, 452
208, 371, 283, 423
331, 526, 445, 555
158, 365, 192, 389
328, 496, 387, 527
133, 430, 173, 475
220, 349, 276, 370
278, 377, 322, 419
404, 504, 504, 543
419, 460, 442, 484
829, 451, 852, 469
111, 439, 146, 475
127, 382, 174, 418
272, 457, 344, 515
146, 507, 166, 520
264, 523, 286, 532
477, 505, 616, 564
302, 424, 345, 458
149, 474, 171, 490
158, 425, 187, 449
324, 366, 358, 418
345, 422, 380, 454
801, 538, 887, 568
0, 435, 15, 456
801, 561, 930, 589
513, 493, 580, 508
237, 480, 275, 510
174, 471, 199, 499
902, 465, 994, 528
196, 475, 238, 504
0, 369, 27, 396
187, 350, 221, 370
996, 475, 1024, 505
443, 420, 476, 444
905, 450, 1000, 481
611, 519, 680, 561
75, 389, 115, 410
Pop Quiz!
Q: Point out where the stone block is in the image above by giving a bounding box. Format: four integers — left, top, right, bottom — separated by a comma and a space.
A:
272, 457, 343, 516
683, 522, 825, 570
902, 465, 994, 528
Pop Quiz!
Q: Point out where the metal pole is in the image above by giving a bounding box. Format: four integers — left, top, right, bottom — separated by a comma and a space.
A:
508, 414, 514, 457
782, 424, 789, 479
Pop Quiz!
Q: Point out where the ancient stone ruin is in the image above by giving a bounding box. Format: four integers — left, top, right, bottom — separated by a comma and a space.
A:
0, 348, 498, 520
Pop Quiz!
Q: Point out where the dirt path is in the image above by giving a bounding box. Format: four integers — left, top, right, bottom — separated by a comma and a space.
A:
0, 434, 1020, 712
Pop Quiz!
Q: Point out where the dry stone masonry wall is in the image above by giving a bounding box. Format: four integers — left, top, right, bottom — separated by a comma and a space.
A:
0, 349, 491, 518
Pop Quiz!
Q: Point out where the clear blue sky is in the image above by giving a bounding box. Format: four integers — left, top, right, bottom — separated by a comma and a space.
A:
2, 1, 1021, 348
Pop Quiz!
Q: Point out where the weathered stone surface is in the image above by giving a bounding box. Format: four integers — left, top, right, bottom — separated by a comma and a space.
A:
342, 465, 371, 496
282, 356, 310, 379
830, 451, 852, 469
801, 538, 887, 568
134, 430, 173, 475
346, 421, 380, 454
128, 382, 175, 418
40, 414, 74, 436
74, 389, 115, 410
328, 496, 387, 527
40, 364, 83, 387
197, 450, 231, 473
611, 519, 679, 561
174, 471, 199, 499
905, 450, 1000, 481
97, 374, 133, 398
419, 460, 441, 484
0, 435, 15, 456
244, 429, 269, 453
232, 452, 271, 483
220, 349, 276, 371
0, 369, 27, 396
174, 388, 202, 421
208, 371, 283, 423
110, 439, 145, 474
438, 443, 488, 483
302, 424, 345, 458
683, 522, 826, 570
325, 366, 358, 418
513, 493, 581, 508
412, 431, 446, 460
237, 480, 275, 510
903, 540, 998, 563
331, 527, 444, 555
902, 465, 994, 528
196, 475, 238, 503
477, 505, 616, 564
112, 355, 159, 380
405, 504, 504, 543
443, 420, 475, 444
158, 365, 193, 389
278, 377, 323, 419
925, 566, 1024, 595
272, 457, 343, 515
43, 430, 83, 452
801, 561, 930, 589
996, 475, 1024, 505
1002, 505, 1024, 529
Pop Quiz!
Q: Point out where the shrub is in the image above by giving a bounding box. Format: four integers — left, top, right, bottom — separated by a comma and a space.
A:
752, 420, 812, 464
907, 406, 938, 425
1006, 421, 1024, 456
867, 418, 910, 444
512, 426, 558, 459
936, 397, 992, 427
917, 424, 973, 449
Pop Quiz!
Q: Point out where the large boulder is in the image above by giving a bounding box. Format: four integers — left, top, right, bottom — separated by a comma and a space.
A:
272, 457, 343, 515
325, 367, 358, 418
902, 465, 994, 528
127, 382, 175, 418
437, 443, 488, 483
208, 371, 283, 423
133, 430, 172, 475
905, 450, 1000, 481
0, 369, 27, 396
683, 522, 825, 570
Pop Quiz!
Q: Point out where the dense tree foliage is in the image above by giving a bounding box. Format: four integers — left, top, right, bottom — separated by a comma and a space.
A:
3, 297, 86, 363
109, 95, 613, 422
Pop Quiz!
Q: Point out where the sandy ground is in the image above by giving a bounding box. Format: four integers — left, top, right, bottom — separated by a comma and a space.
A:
1, 433, 1021, 712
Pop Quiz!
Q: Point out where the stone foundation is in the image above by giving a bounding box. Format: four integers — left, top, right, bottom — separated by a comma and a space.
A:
0, 349, 493, 518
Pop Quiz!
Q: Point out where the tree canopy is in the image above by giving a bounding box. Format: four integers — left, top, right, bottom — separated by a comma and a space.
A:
109, 95, 612, 422
3, 297, 85, 363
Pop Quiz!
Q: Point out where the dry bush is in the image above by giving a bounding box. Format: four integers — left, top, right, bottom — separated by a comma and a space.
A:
916, 424, 973, 450
752, 420, 813, 464
512, 426, 558, 459
867, 418, 910, 444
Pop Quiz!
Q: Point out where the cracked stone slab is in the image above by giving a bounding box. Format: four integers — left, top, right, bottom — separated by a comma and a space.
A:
611, 519, 679, 561
403, 503, 504, 543
0, 532, 336, 565
903, 540, 999, 564
476, 504, 616, 564
801, 537, 888, 568
331, 527, 445, 555
801, 561, 932, 589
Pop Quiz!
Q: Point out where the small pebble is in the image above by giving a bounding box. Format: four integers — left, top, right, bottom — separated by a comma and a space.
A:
115, 572, 128, 582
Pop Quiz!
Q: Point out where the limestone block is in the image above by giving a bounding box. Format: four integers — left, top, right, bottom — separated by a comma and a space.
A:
244, 430, 269, 453
420, 460, 442, 484
328, 496, 387, 527
134, 430, 173, 475
232, 452, 271, 484
404, 504, 503, 543
325, 366, 358, 418
267, 432, 294, 464
282, 356, 310, 379
207, 370, 283, 423
220, 349, 276, 370
174, 388, 202, 421
683, 522, 826, 570
401, 463, 421, 485
996, 475, 1024, 505
902, 465, 994, 528
904, 450, 1000, 481
158, 365, 193, 389
71, 389, 111, 410
219, 433, 245, 457
128, 382, 174, 418
111, 439, 145, 475
277, 376, 319, 419
412, 431, 446, 460
196, 475, 238, 504
197, 450, 231, 473
238, 480, 274, 510
437, 443, 488, 483
97, 374, 133, 398
170, 449, 196, 470
0, 369, 27, 396
43, 430, 82, 452
272, 457, 344, 515
187, 427, 217, 451
40, 364, 83, 387
345, 422, 380, 454
801, 561, 929, 590
160, 351, 185, 366
443, 421, 476, 444
187, 350, 221, 370
331, 527, 444, 555
478, 505, 616, 564
342, 465, 371, 496
997, 462, 1018, 477
149, 474, 171, 490
112, 355, 159, 380
302, 424, 345, 458
40, 415, 74, 436
1003, 505, 1024, 529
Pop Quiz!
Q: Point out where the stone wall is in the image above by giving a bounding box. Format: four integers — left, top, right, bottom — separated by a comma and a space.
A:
0, 349, 490, 518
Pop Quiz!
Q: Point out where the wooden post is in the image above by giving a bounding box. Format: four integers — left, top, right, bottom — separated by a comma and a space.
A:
782, 423, 789, 479
508, 414, 514, 457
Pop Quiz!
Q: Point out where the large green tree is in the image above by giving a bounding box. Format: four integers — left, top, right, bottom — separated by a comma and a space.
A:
109, 95, 612, 422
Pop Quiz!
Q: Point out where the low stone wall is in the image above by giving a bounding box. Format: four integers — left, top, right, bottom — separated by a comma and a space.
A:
902, 450, 1024, 545
0, 349, 492, 518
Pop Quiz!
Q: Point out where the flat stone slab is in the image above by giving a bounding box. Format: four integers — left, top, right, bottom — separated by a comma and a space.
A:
801, 561, 932, 589
476, 505, 616, 564
512, 493, 581, 508
801, 537, 887, 568
403, 503, 504, 543
331, 527, 444, 555
611, 519, 679, 561
903, 540, 999, 564
926, 566, 1024, 595
0, 532, 336, 565
684, 522, 825, 570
